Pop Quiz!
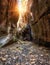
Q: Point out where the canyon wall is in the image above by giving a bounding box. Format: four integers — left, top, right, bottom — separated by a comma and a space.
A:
30, 0, 50, 43
0, 0, 19, 35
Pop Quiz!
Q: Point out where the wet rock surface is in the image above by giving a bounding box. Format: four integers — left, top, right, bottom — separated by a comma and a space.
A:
0, 41, 50, 65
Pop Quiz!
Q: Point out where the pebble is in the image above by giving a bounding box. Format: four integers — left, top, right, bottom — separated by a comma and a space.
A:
1, 57, 6, 61
0, 41, 50, 65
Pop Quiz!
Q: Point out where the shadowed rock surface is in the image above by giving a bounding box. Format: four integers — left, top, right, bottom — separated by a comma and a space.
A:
0, 34, 13, 47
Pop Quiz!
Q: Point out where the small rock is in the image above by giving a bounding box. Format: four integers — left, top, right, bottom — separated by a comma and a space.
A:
1, 57, 6, 61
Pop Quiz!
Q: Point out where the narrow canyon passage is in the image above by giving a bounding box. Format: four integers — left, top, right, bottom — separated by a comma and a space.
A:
0, 0, 50, 65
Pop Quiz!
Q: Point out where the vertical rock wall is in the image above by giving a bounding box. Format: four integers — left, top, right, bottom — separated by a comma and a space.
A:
30, 0, 50, 42
0, 0, 19, 35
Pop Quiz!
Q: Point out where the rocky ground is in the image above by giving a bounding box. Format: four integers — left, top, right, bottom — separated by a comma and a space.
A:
0, 40, 50, 65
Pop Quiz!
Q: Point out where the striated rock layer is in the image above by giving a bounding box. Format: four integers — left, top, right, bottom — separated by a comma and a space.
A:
30, 0, 50, 43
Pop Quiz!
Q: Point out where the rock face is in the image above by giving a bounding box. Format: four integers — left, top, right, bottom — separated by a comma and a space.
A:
0, 0, 50, 44
0, 0, 19, 47
30, 0, 50, 43
0, 34, 12, 47
21, 24, 33, 41
0, 0, 19, 35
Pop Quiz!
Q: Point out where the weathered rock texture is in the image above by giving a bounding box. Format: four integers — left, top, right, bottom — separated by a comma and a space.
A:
30, 0, 50, 43
0, 0, 50, 43
0, 0, 19, 35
